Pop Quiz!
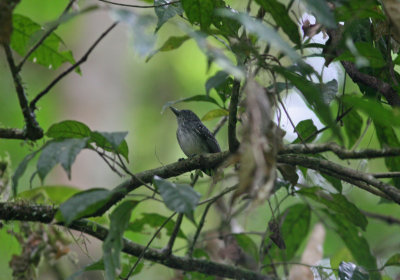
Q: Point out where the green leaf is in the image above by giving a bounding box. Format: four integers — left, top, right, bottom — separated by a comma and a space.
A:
343, 96, 400, 127
299, 187, 367, 230
301, 0, 336, 28
127, 213, 186, 239
326, 211, 380, 279
112, 9, 156, 57
37, 138, 88, 181
292, 119, 317, 143
255, 0, 301, 45
201, 108, 229, 121
211, 0, 240, 37
205, 71, 229, 95
11, 151, 39, 197
11, 14, 78, 71
146, 35, 190, 62
17, 185, 80, 204
338, 261, 370, 280
280, 204, 311, 260
67, 259, 104, 280
103, 200, 138, 280
343, 108, 363, 148
374, 122, 400, 188
47, 120, 91, 139
90, 131, 129, 161
218, 9, 301, 62
268, 204, 311, 261
335, 42, 386, 68
56, 188, 114, 225
154, 0, 183, 31
233, 233, 259, 262
161, 95, 221, 113
383, 253, 400, 268
321, 173, 343, 193
181, 0, 215, 30
153, 176, 201, 214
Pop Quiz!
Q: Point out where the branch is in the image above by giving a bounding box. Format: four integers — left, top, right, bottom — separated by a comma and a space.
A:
281, 142, 400, 159
2, 44, 43, 140
361, 210, 400, 226
228, 80, 241, 152
29, 21, 118, 111
0, 203, 269, 280
0, 128, 25, 139
98, 0, 180, 8
278, 154, 400, 204
327, 28, 400, 107
92, 151, 230, 217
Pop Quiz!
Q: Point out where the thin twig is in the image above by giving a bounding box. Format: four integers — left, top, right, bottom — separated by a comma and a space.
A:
188, 185, 237, 258
123, 212, 177, 279
361, 210, 400, 226
2, 44, 43, 140
30, 21, 119, 111
0, 128, 25, 139
373, 172, 400, 178
98, 0, 180, 8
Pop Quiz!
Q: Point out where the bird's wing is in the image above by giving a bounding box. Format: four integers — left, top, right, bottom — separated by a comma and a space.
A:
194, 123, 221, 153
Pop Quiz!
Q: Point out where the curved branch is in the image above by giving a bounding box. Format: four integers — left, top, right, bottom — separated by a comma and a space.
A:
278, 154, 400, 204
0, 203, 269, 280
228, 80, 241, 152
281, 142, 400, 159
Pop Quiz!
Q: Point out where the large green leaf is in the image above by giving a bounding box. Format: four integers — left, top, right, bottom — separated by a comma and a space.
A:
267, 203, 311, 261
383, 253, 400, 268
146, 35, 190, 62
11, 150, 39, 197
233, 233, 259, 262
218, 10, 300, 62
56, 188, 114, 225
201, 108, 229, 121
47, 120, 91, 139
103, 201, 138, 280
335, 42, 386, 68
127, 213, 186, 239
342, 96, 400, 127
299, 187, 367, 230
37, 138, 89, 181
11, 14, 77, 70
90, 131, 129, 161
181, 0, 215, 30
343, 108, 363, 148
326, 211, 380, 280
154, 0, 183, 31
255, 0, 301, 45
153, 176, 201, 214
292, 119, 317, 143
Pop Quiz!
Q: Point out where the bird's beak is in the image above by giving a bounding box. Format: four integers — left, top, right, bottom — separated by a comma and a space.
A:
170, 107, 180, 117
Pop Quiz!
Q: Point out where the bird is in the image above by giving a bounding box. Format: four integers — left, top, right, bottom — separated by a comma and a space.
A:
170, 107, 221, 174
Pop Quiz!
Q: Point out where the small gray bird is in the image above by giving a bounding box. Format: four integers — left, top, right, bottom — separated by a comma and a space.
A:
170, 107, 221, 167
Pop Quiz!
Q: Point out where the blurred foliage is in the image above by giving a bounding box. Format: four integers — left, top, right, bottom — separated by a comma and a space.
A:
1, 0, 400, 279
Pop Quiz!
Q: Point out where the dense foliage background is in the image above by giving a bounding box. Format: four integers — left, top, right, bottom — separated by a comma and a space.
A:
1, 0, 400, 279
